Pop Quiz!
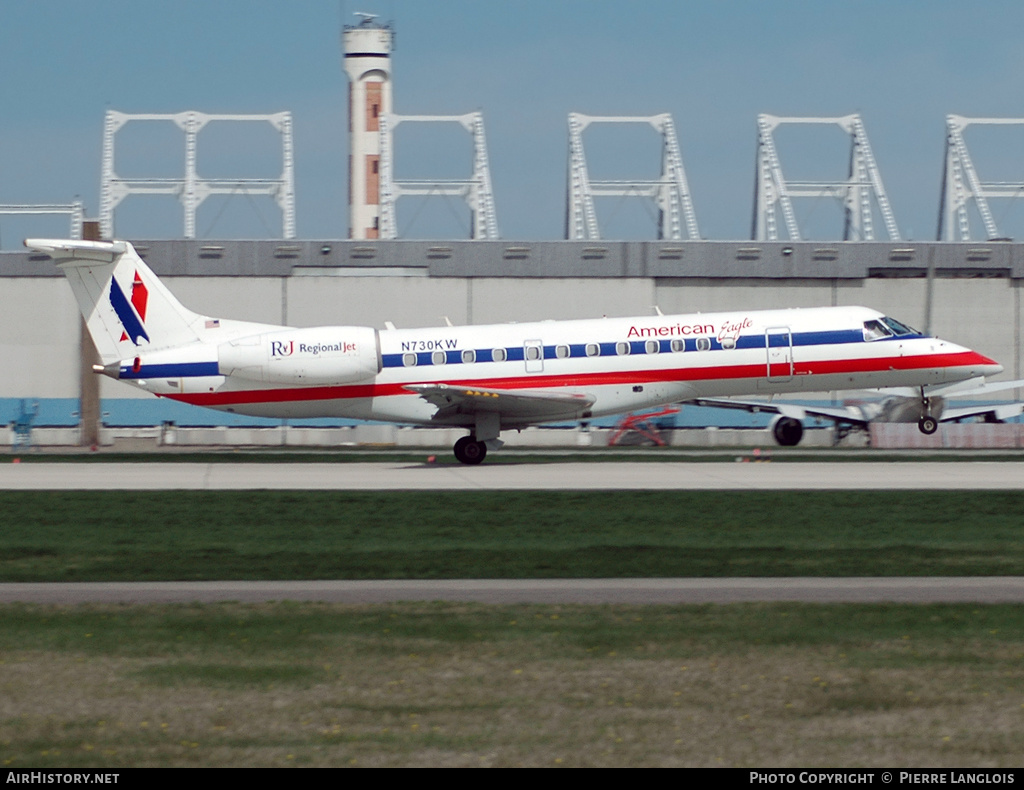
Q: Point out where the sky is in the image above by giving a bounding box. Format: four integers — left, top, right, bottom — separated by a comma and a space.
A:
4, 0, 1024, 247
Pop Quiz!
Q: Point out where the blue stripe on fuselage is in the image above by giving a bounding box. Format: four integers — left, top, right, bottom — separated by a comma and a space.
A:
380, 328, 918, 369
119, 361, 220, 380
124, 328, 923, 379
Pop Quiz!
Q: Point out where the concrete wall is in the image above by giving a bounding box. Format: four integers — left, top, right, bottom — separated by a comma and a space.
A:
287, 276, 470, 328
0, 279, 79, 397
10, 239, 1024, 279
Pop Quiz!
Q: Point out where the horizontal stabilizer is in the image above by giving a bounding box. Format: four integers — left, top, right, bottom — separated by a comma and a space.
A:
25, 238, 128, 264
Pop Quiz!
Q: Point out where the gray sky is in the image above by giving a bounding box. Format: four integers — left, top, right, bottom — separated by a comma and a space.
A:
3, 0, 1024, 246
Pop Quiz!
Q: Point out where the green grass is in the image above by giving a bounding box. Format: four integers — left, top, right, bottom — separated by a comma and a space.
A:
4, 488, 1023, 767
2, 600, 1018, 657
1, 602, 1023, 767
2, 490, 1024, 581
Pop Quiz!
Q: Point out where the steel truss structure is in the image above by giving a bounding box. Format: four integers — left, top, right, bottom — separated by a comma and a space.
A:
378, 112, 498, 240
753, 114, 899, 242
565, 113, 699, 241
100, 110, 295, 239
939, 115, 1024, 241
0, 202, 83, 240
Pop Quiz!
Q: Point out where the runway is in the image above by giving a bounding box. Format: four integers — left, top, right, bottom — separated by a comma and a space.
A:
3, 460, 1022, 606
2, 578, 1024, 604
2, 460, 1024, 490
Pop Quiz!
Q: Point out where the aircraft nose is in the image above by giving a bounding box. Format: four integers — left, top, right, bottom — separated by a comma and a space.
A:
968, 351, 1003, 377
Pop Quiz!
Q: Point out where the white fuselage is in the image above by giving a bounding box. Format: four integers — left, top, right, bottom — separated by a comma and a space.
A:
121, 305, 1000, 430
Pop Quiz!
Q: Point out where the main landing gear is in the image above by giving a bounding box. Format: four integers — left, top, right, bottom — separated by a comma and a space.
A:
454, 413, 500, 465
454, 435, 487, 465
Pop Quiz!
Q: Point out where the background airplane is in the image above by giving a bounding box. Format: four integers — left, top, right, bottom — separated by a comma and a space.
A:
685, 377, 1024, 446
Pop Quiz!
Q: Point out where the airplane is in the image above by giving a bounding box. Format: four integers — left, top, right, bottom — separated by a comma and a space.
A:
684, 377, 1024, 446
27, 237, 1005, 464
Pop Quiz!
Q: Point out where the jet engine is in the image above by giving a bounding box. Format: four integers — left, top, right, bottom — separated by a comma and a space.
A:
218, 327, 381, 385
770, 415, 804, 446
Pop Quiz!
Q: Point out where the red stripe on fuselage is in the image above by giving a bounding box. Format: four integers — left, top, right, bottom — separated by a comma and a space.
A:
165, 350, 995, 408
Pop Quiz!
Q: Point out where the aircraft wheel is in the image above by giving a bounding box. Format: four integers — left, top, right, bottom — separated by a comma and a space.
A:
454, 435, 487, 465
918, 416, 938, 435
771, 416, 804, 447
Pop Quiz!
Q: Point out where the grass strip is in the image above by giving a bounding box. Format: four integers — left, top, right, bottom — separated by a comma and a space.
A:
2, 490, 1024, 580
1, 601, 1022, 767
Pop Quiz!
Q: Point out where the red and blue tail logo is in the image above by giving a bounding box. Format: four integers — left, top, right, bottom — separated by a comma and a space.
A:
110, 270, 150, 345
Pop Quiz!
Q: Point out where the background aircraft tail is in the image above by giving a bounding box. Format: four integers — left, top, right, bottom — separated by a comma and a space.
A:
26, 238, 204, 361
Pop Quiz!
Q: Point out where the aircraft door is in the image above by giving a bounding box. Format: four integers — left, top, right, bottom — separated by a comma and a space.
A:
765, 326, 793, 382
524, 339, 544, 373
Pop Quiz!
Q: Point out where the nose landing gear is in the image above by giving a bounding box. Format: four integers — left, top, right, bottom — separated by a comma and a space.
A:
917, 388, 938, 435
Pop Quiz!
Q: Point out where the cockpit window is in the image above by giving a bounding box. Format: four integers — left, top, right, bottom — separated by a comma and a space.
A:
863, 320, 892, 341
864, 316, 921, 341
880, 316, 920, 336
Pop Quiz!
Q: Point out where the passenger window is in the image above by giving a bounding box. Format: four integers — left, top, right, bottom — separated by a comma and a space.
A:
615, 341, 630, 356
462, 349, 476, 364
644, 340, 659, 354
492, 348, 507, 362
526, 345, 541, 361
670, 339, 685, 352
696, 338, 711, 351
721, 338, 736, 350
432, 350, 446, 365
402, 352, 417, 367
556, 344, 570, 359
585, 343, 600, 357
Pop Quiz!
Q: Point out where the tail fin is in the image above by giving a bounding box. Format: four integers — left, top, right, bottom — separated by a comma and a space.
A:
26, 238, 204, 361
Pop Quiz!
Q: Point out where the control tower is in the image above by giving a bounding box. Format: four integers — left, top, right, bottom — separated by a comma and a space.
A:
342, 14, 393, 239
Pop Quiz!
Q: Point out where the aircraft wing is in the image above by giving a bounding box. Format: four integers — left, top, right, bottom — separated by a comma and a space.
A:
933, 378, 1024, 398
406, 383, 596, 425
686, 391, 1024, 429
940, 402, 1024, 423
682, 397, 869, 427
878, 377, 1024, 399
921, 378, 1024, 423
